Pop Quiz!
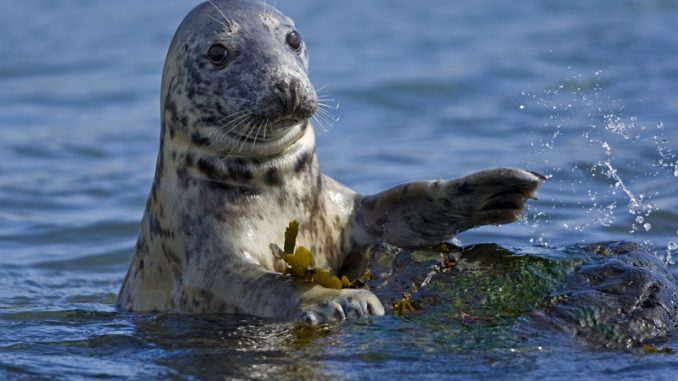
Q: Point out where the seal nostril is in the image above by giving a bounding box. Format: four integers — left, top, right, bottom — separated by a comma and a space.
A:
276, 81, 298, 114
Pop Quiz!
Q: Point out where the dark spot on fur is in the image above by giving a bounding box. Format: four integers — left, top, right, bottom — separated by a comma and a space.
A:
265, 167, 282, 186
150, 179, 160, 203
191, 132, 211, 146
193, 157, 256, 182
294, 152, 311, 173
197, 158, 218, 178
164, 96, 180, 125
228, 164, 253, 182
135, 237, 149, 254
149, 213, 174, 239
215, 102, 226, 115
200, 114, 219, 125
184, 153, 194, 168
202, 180, 260, 200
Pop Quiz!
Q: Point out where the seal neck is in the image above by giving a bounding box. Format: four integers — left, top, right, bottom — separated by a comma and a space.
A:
164, 122, 318, 185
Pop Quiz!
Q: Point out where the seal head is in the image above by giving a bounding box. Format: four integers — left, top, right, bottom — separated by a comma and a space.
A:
163, 0, 318, 157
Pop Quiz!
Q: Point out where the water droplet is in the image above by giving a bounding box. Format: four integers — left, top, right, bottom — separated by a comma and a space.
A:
635, 216, 644, 224
674, 161, 678, 177
643, 223, 652, 231
519, 104, 525, 110
668, 241, 678, 251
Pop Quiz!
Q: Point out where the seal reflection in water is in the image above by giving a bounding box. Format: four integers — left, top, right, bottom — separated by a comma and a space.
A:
117, 0, 543, 323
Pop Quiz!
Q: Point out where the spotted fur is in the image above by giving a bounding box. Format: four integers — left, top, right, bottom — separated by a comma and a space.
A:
117, 0, 543, 323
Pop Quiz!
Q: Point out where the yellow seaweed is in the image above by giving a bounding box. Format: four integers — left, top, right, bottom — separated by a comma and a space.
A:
341, 275, 351, 288
284, 220, 299, 254
313, 270, 343, 290
393, 296, 416, 316
285, 246, 313, 278
273, 219, 356, 290
642, 344, 674, 354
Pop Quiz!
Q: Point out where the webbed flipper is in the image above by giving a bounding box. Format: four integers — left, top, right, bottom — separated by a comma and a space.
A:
352, 168, 544, 247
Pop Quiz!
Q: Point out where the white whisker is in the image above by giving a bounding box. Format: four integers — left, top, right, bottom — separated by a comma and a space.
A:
262, 120, 269, 142
206, 0, 234, 28
220, 112, 251, 132
238, 121, 258, 153
250, 120, 265, 152
316, 83, 330, 93
223, 115, 252, 141
215, 109, 249, 126
208, 15, 230, 30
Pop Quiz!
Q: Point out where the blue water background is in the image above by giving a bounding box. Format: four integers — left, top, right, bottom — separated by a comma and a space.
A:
1, 0, 677, 379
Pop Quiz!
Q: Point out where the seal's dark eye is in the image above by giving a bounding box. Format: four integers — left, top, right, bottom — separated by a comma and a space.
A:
207, 43, 229, 66
286, 31, 302, 51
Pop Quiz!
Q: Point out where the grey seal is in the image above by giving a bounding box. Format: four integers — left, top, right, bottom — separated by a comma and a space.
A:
117, 0, 544, 323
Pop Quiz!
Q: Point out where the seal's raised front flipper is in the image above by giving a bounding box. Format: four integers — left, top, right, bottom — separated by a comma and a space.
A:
352, 168, 544, 247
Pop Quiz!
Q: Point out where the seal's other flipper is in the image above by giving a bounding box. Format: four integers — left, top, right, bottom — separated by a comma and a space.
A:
353, 168, 544, 247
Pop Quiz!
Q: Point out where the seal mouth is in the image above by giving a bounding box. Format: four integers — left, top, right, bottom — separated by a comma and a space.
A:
270, 116, 306, 131
225, 116, 307, 143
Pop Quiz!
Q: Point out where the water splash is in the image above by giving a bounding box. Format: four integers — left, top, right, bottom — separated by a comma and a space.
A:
521, 69, 677, 262
667, 241, 677, 265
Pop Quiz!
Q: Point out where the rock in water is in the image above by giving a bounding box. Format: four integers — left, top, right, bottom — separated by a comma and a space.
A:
546, 242, 678, 349
343, 241, 677, 349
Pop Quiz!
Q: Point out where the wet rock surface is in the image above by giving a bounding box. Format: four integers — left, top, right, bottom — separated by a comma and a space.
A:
342, 241, 678, 349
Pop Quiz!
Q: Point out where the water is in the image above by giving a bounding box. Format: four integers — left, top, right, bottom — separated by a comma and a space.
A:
1, 0, 678, 379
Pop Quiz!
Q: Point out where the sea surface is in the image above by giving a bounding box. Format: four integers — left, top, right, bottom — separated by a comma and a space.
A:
1, 0, 678, 380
